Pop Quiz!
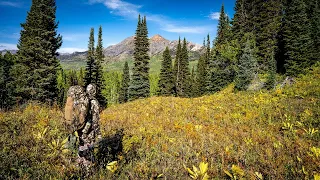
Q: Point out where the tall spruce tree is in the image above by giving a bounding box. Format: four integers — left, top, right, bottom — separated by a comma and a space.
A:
232, 0, 248, 41
176, 38, 190, 97
283, 0, 313, 76
14, 0, 62, 104
158, 47, 174, 96
0, 52, 15, 109
235, 37, 258, 91
173, 37, 182, 96
308, 0, 320, 63
94, 25, 107, 108
84, 28, 95, 86
265, 51, 277, 90
129, 15, 150, 100
216, 4, 230, 49
119, 62, 130, 103
255, 0, 283, 70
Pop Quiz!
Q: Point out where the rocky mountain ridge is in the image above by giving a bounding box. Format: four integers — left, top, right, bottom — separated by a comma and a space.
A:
59, 34, 204, 62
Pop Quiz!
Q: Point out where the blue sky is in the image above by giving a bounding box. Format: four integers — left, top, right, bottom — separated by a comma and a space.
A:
0, 0, 236, 53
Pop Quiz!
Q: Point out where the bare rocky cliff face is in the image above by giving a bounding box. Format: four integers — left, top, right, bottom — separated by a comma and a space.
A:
58, 34, 204, 62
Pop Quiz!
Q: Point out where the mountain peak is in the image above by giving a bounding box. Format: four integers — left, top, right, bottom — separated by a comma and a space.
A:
150, 34, 166, 42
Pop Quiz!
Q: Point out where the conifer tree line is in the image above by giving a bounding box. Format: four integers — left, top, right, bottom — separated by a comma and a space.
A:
155, 0, 320, 97
0, 0, 109, 109
2, 0, 320, 109
0, 0, 62, 109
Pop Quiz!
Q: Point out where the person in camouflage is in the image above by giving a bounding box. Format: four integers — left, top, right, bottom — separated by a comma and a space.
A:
77, 84, 102, 175
65, 85, 89, 134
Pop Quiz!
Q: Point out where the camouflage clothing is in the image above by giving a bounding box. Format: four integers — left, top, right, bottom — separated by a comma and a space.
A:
77, 84, 102, 175
65, 85, 89, 134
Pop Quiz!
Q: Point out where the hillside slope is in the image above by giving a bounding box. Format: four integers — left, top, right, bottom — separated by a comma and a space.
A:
100, 64, 320, 179
1, 64, 319, 179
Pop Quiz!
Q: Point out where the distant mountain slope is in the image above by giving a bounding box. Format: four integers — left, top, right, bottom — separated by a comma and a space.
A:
0, 50, 18, 55
58, 34, 204, 63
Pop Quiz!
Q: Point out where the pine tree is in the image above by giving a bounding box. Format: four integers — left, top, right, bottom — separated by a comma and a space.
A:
93, 25, 107, 108
196, 34, 211, 96
176, 38, 190, 97
235, 37, 258, 91
206, 52, 232, 93
308, 0, 320, 63
283, 0, 313, 76
173, 37, 182, 96
0, 52, 15, 109
14, 0, 62, 104
158, 47, 174, 96
84, 28, 95, 86
255, 0, 283, 70
216, 4, 230, 49
129, 15, 150, 101
78, 67, 85, 87
265, 51, 277, 90
232, 0, 248, 41
68, 70, 78, 86
119, 62, 130, 103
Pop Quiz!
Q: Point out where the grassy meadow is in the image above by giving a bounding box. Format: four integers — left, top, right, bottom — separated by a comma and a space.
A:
1, 64, 319, 179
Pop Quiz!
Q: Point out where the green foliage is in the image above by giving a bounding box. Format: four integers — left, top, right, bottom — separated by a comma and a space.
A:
158, 47, 174, 96
104, 71, 122, 105
84, 28, 95, 86
206, 40, 239, 94
173, 37, 182, 96
283, 0, 313, 76
0, 104, 77, 179
0, 52, 15, 109
235, 36, 258, 91
308, 0, 320, 64
175, 38, 191, 97
232, 0, 249, 41
93, 26, 107, 109
119, 62, 130, 103
252, 0, 283, 71
265, 51, 277, 90
129, 15, 150, 101
216, 4, 231, 48
13, 0, 62, 104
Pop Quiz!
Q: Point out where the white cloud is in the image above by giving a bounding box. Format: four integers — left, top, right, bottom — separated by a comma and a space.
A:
0, 1, 21, 7
58, 48, 86, 54
89, 0, 140, 17
209, 12, 220, 20
0, 43, 17, 51
88, 0, 210, 34
162, 25, 210, 34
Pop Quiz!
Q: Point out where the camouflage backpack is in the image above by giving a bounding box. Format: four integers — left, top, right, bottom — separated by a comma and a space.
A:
64, 85, 89, 134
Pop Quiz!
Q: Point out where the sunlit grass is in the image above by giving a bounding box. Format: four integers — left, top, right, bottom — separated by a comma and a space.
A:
1, 64, 319, 179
